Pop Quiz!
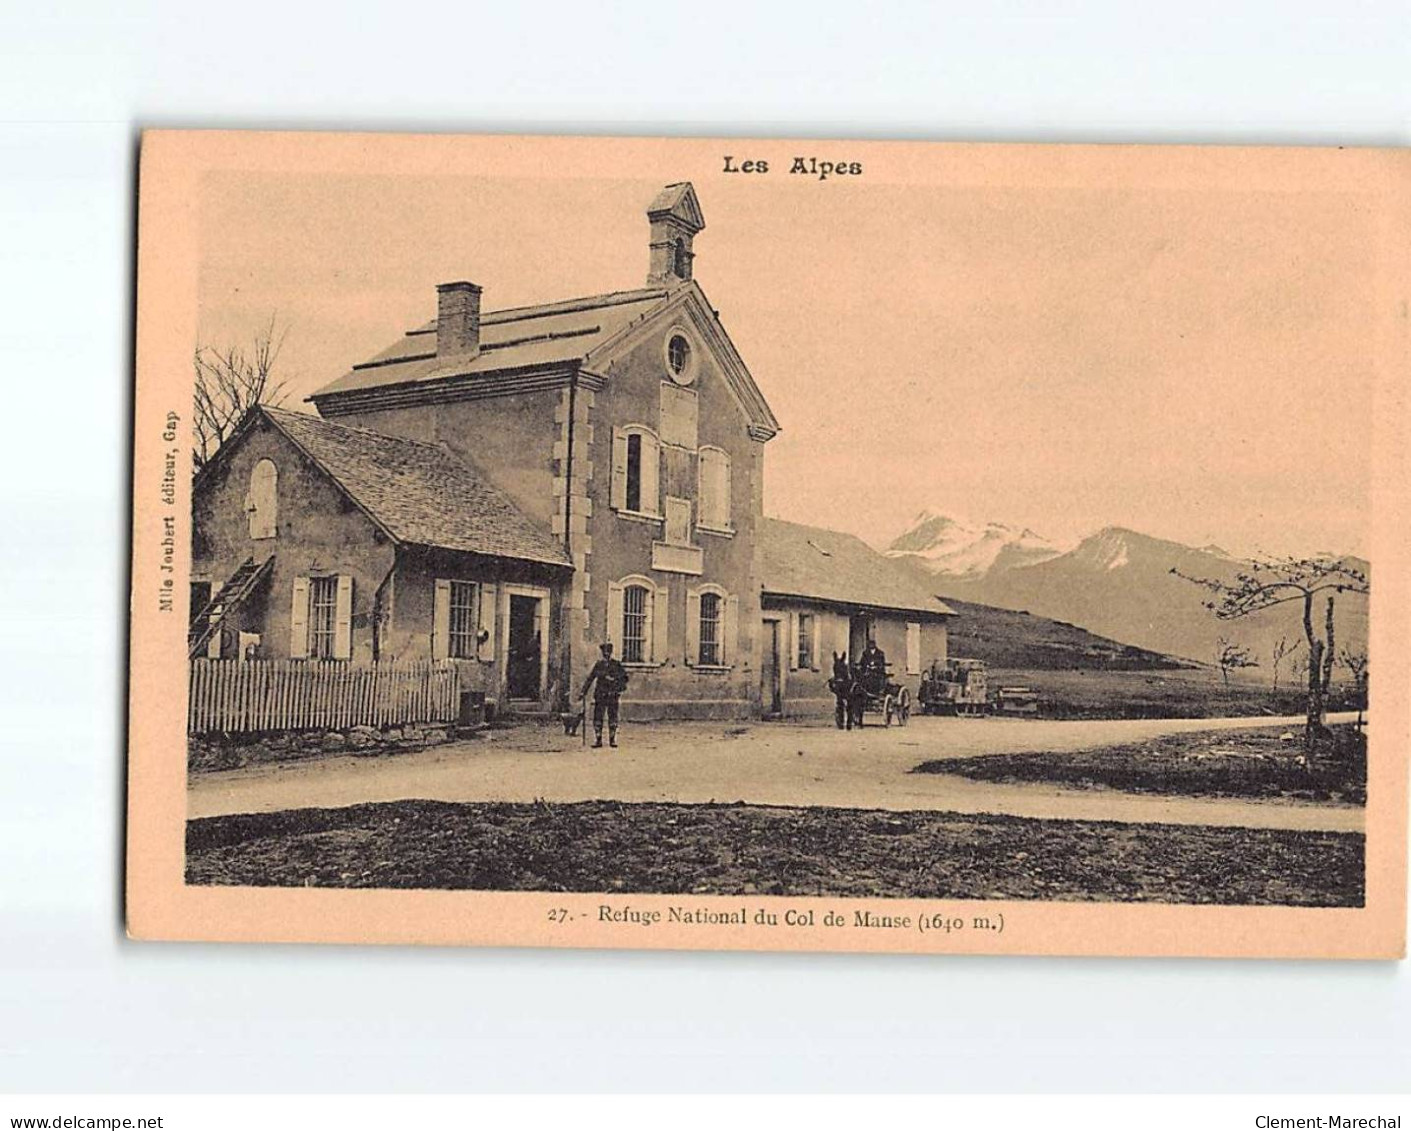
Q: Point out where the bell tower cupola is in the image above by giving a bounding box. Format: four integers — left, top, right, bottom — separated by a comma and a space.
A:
646, 182, 706, 287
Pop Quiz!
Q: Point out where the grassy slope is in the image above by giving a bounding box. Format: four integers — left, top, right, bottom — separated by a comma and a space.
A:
187, 799, 1364, 907
915, 724, 1367, 804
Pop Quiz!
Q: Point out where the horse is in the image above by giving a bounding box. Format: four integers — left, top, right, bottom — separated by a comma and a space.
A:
828, 652, 866, 730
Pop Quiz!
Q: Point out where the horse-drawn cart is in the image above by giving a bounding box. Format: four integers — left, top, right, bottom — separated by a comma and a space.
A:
829, 659, 911, 727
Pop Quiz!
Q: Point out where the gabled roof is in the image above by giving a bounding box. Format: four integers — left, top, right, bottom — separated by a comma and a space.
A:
760, 518, 955, 617
312, 287, 672, 399
309, 280, 782, 438
249, 406, 571, 567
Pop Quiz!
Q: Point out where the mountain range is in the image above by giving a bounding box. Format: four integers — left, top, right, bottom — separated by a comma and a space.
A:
885, 514, 1369, 673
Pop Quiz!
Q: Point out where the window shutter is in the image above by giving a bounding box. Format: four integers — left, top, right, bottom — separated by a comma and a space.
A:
333, 575, 353, 660
906, 622, 921, 675
606, 582, 624, 652
652, 583, 669, 664
788, 610, 799, 670
477, 582, 497, 661
432, 579, 451, 660
642, 434, 661, 516
289, 576, 309, 659
610, 428, 628, 510
723, 595, 739, 667
685, 588, 701, 665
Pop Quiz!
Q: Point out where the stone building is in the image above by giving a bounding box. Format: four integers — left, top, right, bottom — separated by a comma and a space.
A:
191, 182, 953, 720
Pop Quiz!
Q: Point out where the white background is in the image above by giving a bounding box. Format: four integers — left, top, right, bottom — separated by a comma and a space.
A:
2, 0, 1409, 1094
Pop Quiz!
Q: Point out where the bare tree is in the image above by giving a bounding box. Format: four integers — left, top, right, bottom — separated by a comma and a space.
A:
1339, 647, 1369, 729
1269, 634, 1300, 694
1173, 556, 1369, 750
1215, 635, 1256, 689
193, 316, 291, 470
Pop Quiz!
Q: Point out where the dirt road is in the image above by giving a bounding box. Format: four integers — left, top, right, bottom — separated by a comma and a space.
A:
188, 712, 1362, 832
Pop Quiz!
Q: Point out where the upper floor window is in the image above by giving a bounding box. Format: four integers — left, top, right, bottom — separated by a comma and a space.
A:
698, 447, 732, 532
246, 459, 278, 539
612, 426, 661, 517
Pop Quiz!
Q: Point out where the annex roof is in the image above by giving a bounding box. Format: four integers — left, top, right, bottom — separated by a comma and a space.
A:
256, 406, 571, 567
760, 518, 955, 617
311, 288, 672, 399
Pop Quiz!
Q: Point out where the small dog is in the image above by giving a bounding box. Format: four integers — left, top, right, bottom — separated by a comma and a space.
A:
561, 710, 585, 736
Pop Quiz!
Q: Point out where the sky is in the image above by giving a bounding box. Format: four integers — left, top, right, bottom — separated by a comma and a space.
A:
196, 155, 1377, 560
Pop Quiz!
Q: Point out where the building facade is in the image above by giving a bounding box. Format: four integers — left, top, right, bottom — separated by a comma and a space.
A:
192, 183, 953, 722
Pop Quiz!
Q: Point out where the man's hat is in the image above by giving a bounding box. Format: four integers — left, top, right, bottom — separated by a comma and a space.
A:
600, 642, 613, 653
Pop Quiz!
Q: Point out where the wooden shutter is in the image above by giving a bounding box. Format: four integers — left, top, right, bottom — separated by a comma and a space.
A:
432, 578, 451, 660
610, 428, 628, 510
477, 582, 497, 661
906, 622, 921, 674
289, 576, 309, 659
652, 583, 669, 664
333, 575, 353, 660
685, 587, 701, 665
642, 434, 660, 516
723, 594, 739, 667
606, 582, 624, 652
788, 610, 799, 670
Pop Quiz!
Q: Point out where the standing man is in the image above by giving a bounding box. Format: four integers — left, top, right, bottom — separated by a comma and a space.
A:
581, 641, 630, 748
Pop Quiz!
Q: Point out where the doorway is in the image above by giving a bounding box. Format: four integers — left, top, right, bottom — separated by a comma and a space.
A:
760, 618, 782, 717
506, 594, 543, 700
849, 613, 874, 662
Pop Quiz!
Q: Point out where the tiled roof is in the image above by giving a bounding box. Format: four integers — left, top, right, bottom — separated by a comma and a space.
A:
311, 288, 673, 398
261, 406, 571, 567
760, 518, 955, 616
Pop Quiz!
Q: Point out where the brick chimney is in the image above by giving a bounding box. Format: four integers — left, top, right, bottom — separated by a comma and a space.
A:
436, 281, 482, 358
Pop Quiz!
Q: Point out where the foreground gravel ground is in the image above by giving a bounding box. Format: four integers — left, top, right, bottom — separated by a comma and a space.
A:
186, 799, 1365, 906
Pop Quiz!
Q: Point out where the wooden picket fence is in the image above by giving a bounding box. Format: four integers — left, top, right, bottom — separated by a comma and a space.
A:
189, 659, 462, 735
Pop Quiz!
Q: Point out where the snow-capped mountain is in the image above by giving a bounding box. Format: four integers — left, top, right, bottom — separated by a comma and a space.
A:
886, 516, 1369, 666
884, 510, 1064, 579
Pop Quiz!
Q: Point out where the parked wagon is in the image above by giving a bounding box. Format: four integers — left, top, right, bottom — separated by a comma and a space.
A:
918, 658, 988, 716
839, 664, 911, 726
993, 686, 1039, 716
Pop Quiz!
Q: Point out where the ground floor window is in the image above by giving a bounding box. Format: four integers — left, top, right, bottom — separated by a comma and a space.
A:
309, 575, 339, 659
796, 612, 815, 670
449, 581, 479, 659
623, 584, 649, 663
698, 591, 721, 666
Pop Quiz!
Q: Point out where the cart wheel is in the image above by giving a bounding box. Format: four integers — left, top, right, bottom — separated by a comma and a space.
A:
883, 694, 894, 726
898, 688, 911, 725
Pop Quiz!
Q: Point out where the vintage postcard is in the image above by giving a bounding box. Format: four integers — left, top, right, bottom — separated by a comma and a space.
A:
128, 131, 1409, 957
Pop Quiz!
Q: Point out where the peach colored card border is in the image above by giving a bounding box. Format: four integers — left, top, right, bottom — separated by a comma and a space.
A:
127, 131, 1409, 958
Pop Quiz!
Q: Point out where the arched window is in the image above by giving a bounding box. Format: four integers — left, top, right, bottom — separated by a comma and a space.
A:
611, 425, 661, 517
697, 446, 732, 532
246, 459, 278, 540
686, 583, 737, 668
607, 574, 667, 666
698, 591, 721, 666
622, 584, 649, 663
673, 237, 688, 279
